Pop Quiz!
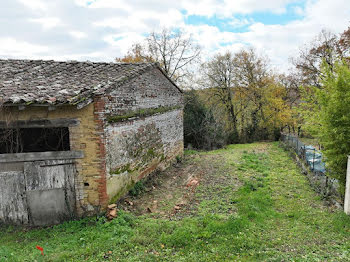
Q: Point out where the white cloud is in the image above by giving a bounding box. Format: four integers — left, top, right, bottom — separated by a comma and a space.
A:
94, 8, 184, 32
79, 0, 299, 17
41, 51, 107, 62
17, 0, 48, 11
94, 17, 148, 31
103, 32, 145, 54
185, 25, 239, 53
229, 17, 254, 28
0, 0, 348, 74
0, 37, 49, 58
292, 5, 305, 16
29, 17, 63, 30
83, 0, 132, 11
69, 31, 88, 39
182, 0, 300, 17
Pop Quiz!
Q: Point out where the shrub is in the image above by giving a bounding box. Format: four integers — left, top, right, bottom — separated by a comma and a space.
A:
317, 62, 350, 192
183, 90, 227, 150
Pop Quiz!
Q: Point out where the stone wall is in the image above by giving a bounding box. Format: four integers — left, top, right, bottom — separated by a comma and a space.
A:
101, 67, 184, 202
105, 109, 183, 201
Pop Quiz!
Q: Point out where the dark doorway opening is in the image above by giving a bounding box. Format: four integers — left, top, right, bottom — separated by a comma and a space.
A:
0, 127, 70, 154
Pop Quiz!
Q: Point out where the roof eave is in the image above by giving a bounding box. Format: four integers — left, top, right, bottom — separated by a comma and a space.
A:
0, 101, 88, 110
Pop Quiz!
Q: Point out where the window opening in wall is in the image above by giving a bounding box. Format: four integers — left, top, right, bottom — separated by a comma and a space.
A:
0, 127, 70, 154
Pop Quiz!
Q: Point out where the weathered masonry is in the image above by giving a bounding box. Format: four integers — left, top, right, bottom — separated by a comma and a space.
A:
0, 59, 183, 226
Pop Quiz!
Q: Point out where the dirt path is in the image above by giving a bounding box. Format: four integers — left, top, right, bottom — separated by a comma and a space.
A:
117, 152, 242, 219
116, 143, 268, 219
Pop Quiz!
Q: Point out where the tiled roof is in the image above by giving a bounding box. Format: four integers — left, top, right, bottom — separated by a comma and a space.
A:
0, 59, 157, 107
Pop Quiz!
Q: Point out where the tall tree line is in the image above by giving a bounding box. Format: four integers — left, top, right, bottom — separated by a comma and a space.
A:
116, 26, 350, 192
291, 26, 350, 192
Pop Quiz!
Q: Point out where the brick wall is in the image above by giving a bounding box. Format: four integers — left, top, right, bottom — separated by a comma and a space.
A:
0, 105, 104, 216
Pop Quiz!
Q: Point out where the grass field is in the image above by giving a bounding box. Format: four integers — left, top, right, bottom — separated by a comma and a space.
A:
1, 142, 350, 261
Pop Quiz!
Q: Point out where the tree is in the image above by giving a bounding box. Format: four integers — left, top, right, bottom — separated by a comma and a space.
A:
183, 90, 226, 149
201, 48, 292, 142
293, 27, 350, 87
315, 62, 350, 193
115, 43, 153, 63
278, 72, 302, 134
289, 26, 350, 197
260, 79, 294, 140
338, 26, 350, 63
201, 52, 239, 140
116, 28, 201, 84
292, 26, 350, 137
232, 48, 271, 141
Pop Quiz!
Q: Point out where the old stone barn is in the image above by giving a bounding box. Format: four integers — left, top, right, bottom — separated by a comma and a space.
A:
0, 59, 183, 226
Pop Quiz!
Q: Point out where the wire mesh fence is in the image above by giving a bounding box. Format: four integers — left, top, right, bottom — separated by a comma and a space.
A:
281, 134, 326, 173
280, 133, 340, 202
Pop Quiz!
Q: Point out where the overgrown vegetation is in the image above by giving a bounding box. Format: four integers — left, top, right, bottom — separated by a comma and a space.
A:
182, 26, 350, 193
2, 143, 350, 261
295, 27, 350, 191
183, 49, 293, 149
110, 163, 132, 175
116, 26, 350, 191
183, 90, 227, 149
313, 63, 350, 190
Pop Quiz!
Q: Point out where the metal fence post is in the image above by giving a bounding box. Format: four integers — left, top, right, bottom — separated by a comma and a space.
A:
296, 139, 299, 155
289, 135, 291, 147
313, 148, 316, 170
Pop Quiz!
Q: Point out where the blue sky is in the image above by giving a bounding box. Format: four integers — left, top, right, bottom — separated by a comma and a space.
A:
184, 2, 305, 31
0, 0, 348, 73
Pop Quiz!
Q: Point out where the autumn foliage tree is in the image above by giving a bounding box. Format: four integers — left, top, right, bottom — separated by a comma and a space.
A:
200, 49, 293, 143
116, 43, 153, 63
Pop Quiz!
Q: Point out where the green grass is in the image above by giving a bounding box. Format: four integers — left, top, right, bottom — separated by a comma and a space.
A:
184, 149, 199, 155
1, 142, 350, 261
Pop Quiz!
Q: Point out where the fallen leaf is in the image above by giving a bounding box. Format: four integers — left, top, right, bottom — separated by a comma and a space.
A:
36, 245, 44, 256
186, 178, 199, 187
108, 204, 117, 209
